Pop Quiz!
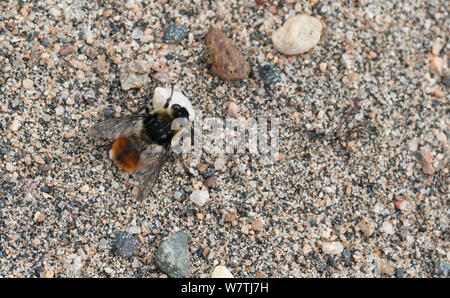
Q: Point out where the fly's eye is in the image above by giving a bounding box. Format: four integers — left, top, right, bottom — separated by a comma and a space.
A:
171, 104, 182, 112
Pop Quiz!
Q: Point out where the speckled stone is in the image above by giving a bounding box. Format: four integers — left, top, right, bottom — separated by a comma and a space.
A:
155, 231, 191, 278
114, 232, 139, 258
163, 24, 188, 44
259, 64, 281, 85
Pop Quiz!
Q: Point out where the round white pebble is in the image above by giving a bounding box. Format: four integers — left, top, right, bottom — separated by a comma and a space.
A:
272, 15, 322, 55
382, 221, 394, 235
211, 266, 234, 278
190, 190, 210, 207
322, 241, 344, 255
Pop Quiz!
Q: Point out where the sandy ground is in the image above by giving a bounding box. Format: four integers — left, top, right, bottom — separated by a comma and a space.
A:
0, 0, 448, 277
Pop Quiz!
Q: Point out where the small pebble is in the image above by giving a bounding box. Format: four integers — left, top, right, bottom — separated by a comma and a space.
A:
214, 157, 226, 170
34, 211, 45, 223
6, 163, 15, 172
22, 79, 33, 90
272, 15, 322, 55
173, 191, 182, 199
224, 101, 240, 118
190, 190, 210, 207
35, 156, 45, 165
204, 176, 218, 188
132, 26, 144, 40
114, 232, 139, 258
382, 221, 394, 235
377, 259, 395, 276
259, 64, 281, 85
421, 150, 435, 175
322, 241, 344, 255
211, 266, 234, 278
128, 226, 140, 235
430, 56, 445, 75
206, 27, 250, 81
155, 231, 191, 278
395, 200, 410, 211
10, 120, 21, 132
357, 217, 375, 237
59, 44, 75, 56
251, 218, 263, 232
163, 24, 188, 44
120, 60, 151, 91
224, 213, 236, 223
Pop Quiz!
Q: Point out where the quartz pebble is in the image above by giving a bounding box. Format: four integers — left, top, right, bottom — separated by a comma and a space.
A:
322, 241, 344, 255
382, 221, 394, 235
206, 27, 250, 81
10, 120, 21, 132
211, 266, 234, 278
358, 217, 375, 237
272, 15, 322, 55
190, 190, 210, 207
22, 79, 33, 90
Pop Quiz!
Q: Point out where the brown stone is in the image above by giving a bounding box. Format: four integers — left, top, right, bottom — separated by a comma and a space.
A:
251, 218, 263, 232
59, 44, 75, 56
204, 176, 218, 188
224, 213, 236, 223
206, 28, 250, 81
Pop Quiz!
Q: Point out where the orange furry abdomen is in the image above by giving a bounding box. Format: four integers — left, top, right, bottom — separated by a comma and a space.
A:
112, 137, 140, 172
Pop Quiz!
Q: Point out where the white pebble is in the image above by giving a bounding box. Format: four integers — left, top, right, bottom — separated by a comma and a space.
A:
10, 120, 21, 132
211, 266, 234, 278
55, 106, 65, 115
272, 15, 322, 55
382, 221, 394, 235
49, 7, 61, 18
128, 226, 140, 235
22, 79, 33, 90
321, 241, 344, 255
214, 158, 226, 170
80, 185, 90, 193
6, 163, 15, 172
190, 190, 210, 207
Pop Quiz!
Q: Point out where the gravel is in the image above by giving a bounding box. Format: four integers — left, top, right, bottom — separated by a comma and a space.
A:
0, 0, 448, 278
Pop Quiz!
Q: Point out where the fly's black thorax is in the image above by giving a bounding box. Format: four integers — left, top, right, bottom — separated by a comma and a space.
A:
142, 114, 173, 145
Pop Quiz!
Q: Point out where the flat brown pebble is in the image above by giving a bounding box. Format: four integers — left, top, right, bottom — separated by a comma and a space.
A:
197, 163, 208, 173
59, 44, 75, 56
251, 218, 263, 232
204, 176, 218, 188
224, 213, 236, 223
206, 27, 250, 81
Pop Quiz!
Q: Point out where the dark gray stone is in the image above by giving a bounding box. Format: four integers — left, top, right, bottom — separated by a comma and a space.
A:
163, 24, 188, 44
155, 231, 190, 278
442, 76, 450, 88
436, 260, 449, 277
114, 232, 139, 258
259, 64, 281, 85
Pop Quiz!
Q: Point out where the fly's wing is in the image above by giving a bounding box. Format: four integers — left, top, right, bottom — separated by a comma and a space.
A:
135, 145, 171, 201
89, 114, 146, 140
